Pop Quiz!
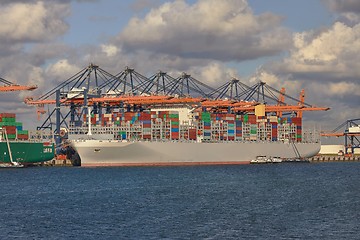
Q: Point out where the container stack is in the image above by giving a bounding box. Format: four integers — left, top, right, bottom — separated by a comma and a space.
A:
169, 111, 179, 140
235, 119, 242, 140
201, 112, 211, 140
0, 113, 29, 140
291, 117, 302, 142
139, 112, 151, 140
75, 111, 304, 143
223, 114, 235, 141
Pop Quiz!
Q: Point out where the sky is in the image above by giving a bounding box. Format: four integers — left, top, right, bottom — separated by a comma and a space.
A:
0, 0, 359, 140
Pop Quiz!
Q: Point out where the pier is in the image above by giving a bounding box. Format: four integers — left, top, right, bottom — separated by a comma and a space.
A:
310, 155, 360, 162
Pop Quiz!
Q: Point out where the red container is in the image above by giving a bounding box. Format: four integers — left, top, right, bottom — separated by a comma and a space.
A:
139, 113, 151, 120
189, 136, 196, 140
291, 117, 302, 125
0, 113, 16, 118
143, 134, 151, 140
271, 129, 278, 137
171, 133, 179, 139
17, 134, 29, 140
248, 115, 257, 124
4, 126, 16, 134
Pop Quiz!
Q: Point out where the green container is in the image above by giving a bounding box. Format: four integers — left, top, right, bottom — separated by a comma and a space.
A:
171, 121, 179, 126
296, 134, 302, 138
17, 130, 28, 135
2, 117, 15, 122
3, 122, 16, 126
169, 114, 179, 118
7, 134, 16, 139
250, 130, 257, 134
243, 114, 248, 123
201, 112, 211, 119
15, 122, 22, 127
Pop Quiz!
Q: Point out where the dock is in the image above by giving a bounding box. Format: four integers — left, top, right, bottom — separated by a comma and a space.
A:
310, 155, 360, 162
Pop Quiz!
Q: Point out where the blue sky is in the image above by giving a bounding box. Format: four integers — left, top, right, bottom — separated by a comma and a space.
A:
0, 0, 359, 134
64, 1, 333, 44
62, 0, 337, 77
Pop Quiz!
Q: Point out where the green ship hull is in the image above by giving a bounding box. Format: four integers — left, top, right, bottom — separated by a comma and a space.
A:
0, 141, 54, 164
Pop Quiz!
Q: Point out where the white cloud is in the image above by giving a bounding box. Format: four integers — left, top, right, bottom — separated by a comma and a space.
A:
119, 0, 291, 61
0, 2, 70, 43
273, 22, 360, 80
46, 59, 82, 83
189, 62, 238, 86
328, 82, 360, 97
101, 44, 119, 57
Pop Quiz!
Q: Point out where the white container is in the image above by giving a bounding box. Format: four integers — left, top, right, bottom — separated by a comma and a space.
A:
348, 126, 360, 133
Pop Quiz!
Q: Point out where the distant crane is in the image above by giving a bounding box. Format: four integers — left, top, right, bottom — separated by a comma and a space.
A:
0, 77, 37, 92
321, 118, 360, 155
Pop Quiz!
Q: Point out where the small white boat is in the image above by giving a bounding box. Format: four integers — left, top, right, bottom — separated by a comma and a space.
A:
0, 162, 24, 168
270, 157, 283, 163
250, 156, 268, 164
251, 156, 283, 164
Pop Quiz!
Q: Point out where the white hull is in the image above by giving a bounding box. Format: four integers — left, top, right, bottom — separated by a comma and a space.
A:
70, 140, 321, 167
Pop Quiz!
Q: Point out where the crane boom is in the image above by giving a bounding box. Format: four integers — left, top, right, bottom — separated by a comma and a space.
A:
0, 77, 37, 92
0, 85, 37, 92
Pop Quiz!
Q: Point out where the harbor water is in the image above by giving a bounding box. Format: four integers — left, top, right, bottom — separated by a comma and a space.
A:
0, 162, 359, 239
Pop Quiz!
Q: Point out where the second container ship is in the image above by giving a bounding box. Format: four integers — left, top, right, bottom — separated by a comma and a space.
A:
0, 113, 55, 166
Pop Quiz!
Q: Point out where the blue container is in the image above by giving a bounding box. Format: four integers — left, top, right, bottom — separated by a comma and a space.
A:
235, 120, 242, 126
204, 122, 211, 127
272, 124, 277, 129
228, 129, 235, 134
142, 120, 151, 124
16, 126, 23, 131
171, 128, 179, 132
204, 132, 211, 137
236, 130, 242, 134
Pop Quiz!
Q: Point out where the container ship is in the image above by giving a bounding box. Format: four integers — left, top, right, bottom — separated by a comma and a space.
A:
0, 113, 55, 166
68, 105, 321, 167
22, 64, 328, 167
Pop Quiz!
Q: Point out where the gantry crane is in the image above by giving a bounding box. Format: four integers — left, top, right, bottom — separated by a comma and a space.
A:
321, 118, 360, 155
24, 63, 330, 145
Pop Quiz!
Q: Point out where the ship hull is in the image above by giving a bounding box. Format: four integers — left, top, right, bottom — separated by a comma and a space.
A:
71, 140, 321, 167
0, 142, 55, 165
